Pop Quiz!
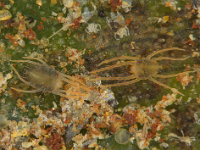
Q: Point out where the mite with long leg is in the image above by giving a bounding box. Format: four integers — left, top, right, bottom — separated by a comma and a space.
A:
11, 57, 91, 99
90, 47, 193, 96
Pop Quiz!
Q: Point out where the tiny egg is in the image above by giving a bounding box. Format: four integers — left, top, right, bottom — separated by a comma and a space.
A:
114, 128, 130, 144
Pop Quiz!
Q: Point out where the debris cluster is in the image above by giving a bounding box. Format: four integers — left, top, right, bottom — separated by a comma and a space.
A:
0, 0, 199, 150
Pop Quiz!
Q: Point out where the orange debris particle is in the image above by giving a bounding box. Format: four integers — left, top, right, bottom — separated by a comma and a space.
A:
126, 17, 132, 26
111, 0, 122, 11
71, 51, 74, 56
41, 17, 46, 21
123, 109, 138, 125
37, 22, 44, 31
88, 50, 92, 55
151, 123, 158, 134
71, 17, 82, 30
64, 118, 70, 124
79, 59, 85, 65
185, 3, 192, 10
78, 75, 86, 82
165, 2, 171, 7
91, 103, 100, 113
9, 34, 18, 46
147, 131, 154, 138
75, 2, 79, 6
177, 18, 181, 22
161, 95, 167, 101
159, 125, 164, 131
159, 138, 165, 142
46, 132, 63, 150
23, 28, 36, 40
0, 2, 5, 7
176, 73, 193, 88
95, 123, 107, 129
90, 126, 101, 135
183, 39, 194, 46
17, 99, 27, 110
5, 33, 10, 39
192, 21, 200, 29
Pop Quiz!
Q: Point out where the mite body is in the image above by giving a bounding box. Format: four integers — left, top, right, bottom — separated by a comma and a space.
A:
11, 57, 91, 98
90, 47, 193, 96
25, 65, 61, 93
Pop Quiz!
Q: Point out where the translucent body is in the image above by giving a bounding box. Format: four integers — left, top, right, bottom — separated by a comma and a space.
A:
85, 23, 101, 34
130, 58, 162, 78
90, 47, 193, 96
11, 57, 91, 98
114, 26, 130, 40
25, 65, 61, 92
114, 128, 130, 144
